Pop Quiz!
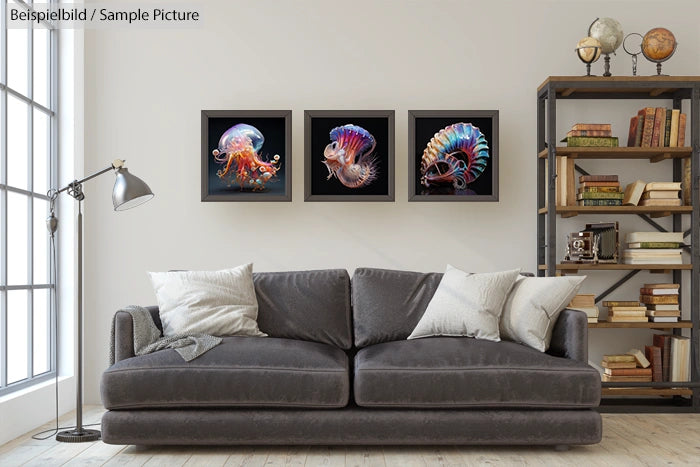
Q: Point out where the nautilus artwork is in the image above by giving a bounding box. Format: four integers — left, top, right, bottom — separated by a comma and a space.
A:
420, 122, 490, 190
322, 124, 378, 189
212, 123, 280, 191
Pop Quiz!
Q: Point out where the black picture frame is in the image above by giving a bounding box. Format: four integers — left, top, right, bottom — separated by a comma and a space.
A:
304, 110, 395, 202
408, 110, 499, 202
201, 110, 292, 202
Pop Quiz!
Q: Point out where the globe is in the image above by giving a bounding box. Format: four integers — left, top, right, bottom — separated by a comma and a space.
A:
576, 37, 602, 63
588, 17, 624, 54
642, 28, 677, 61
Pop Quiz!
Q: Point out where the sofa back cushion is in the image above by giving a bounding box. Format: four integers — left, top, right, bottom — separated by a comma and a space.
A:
254, 269, 352, 349
352, 268, 442, 347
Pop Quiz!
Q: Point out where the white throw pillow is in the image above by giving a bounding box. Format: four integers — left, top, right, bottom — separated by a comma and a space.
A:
148, 263, 266, 337
407, 265, 521, 342
499, 275, 586, 352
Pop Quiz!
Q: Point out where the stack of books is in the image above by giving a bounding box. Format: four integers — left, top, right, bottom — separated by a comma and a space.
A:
640, 284, 680, 323
601, 351, 651, 382
622, 231, 684, 264
577, 175, 622, 206
627, 107, 687, 148
567, 294, 599, 323
603, 300, 647, 323
640, 182, 682, 207
563, 123, 618, 147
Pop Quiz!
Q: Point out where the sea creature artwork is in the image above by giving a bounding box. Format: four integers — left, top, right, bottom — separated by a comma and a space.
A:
420, 122, 490, 191
322, 124, 378, 188
212, 123, 280, 191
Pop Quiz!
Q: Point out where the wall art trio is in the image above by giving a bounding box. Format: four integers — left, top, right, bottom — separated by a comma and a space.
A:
201, 109, 498, 202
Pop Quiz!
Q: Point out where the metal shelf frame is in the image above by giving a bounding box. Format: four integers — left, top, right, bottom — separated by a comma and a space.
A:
536, 76, 700, 412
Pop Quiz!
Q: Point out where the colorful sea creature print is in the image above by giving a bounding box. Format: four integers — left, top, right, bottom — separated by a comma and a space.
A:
420, 122, 490, 190
212, 123, 280, 191
322, 124, 378, 189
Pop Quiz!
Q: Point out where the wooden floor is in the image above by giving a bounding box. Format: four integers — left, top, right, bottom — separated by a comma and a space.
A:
1, 406, 699, 466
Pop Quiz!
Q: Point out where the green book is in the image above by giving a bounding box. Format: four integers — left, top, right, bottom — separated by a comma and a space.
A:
576, 192, 625, 200
577, 199, 623, 206
565, 136, 619, 147
581, 186, 621, 193
628, 242, 681, 249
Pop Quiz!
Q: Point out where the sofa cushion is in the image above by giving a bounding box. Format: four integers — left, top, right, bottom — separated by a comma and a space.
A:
354, 337, 600, 408
254, 269, 352, 349
352, 268, 443, 347
102, 337, 349, 409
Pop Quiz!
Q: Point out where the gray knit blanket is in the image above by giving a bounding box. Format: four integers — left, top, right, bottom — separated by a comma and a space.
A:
109, 305, 222, 364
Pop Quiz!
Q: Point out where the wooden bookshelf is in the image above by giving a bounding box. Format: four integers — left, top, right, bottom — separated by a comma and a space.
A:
601, 387, 693, 397
538, 146, 691, 161
589, 320, 692, 329
538, 264, 692, 273
538, 205, 691, 218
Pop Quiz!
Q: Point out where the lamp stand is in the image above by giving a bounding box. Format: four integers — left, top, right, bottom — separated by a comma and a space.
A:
56, 200, 100, 442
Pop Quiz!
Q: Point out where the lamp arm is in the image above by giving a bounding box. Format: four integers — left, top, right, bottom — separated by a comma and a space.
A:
53, 159, 126, 195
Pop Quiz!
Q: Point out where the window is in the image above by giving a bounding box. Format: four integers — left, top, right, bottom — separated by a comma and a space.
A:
1, 0, 57, 395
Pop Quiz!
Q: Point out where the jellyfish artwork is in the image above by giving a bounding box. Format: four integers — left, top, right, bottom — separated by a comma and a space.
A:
322, 124, 378, 188
420, 122, 490, 190
212, 123, 280, 191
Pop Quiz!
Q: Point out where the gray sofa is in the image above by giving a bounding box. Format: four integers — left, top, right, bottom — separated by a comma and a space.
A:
101, 268, 602, 446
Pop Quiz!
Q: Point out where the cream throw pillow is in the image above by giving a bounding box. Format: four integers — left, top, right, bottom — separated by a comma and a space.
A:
499, 275, 585, 352
148, 263, 266, 338
407, 265, 521, 342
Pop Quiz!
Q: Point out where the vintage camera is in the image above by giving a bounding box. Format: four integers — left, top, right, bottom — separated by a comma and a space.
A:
564, 222, 619, 263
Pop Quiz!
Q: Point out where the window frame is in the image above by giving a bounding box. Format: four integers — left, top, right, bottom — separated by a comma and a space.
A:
0, 0, 58, 396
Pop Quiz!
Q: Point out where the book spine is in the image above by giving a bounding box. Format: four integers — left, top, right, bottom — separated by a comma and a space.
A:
651, 107, 665, 147
572, 123, 611, 131
663, 108, 672, 147
640, 295, 679, 304
580, 186, 622, 193
579, 175, 619, 183
576, 192, 624, 199
630, 242, 681, 248
641, 107, 655, 147
566, 136, 619, 147
580, 181, 621, 187
683, 158, 691, 205
634, 113, 644, 147
669, 109, 680, 147
577, 199, 623, 206
602, 301, 639, 307
678, 113, 687, 146
568, 129, 613, 137
627, 115, 639, 147
640, 288, 679, 295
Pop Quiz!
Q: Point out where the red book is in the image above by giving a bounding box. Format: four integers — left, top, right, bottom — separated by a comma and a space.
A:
627, 115, 640, 147
572, 123, 611, 131
640, 107, 656, 147
678, 113, 687, 146
651, 107, 666, 147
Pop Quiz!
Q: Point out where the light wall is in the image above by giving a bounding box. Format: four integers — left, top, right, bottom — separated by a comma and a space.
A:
82, 0, 700, 403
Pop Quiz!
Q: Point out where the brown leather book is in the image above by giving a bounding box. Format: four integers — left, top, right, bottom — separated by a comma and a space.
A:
579, 175, 618, 183
601, 361, 637, 369
640, 295, 679, 304
678, 113, 687, 146
627, 115, 640, 147
651, 107, 666, 147
603, 368, 652, 376
645, 345, 663, 382
653, 334, 672, 382
572, 123, 611, 131
640, 107, 656, 147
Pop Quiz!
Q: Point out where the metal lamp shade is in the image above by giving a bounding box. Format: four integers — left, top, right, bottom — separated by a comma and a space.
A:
112, 167, 154, 211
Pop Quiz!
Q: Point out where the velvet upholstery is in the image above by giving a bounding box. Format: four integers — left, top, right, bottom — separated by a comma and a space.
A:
254, 269, 352, 349
547, 308, 589, 363
102, 337, 349, 409
352, 268, 443, 347
101, 408, 602, 445
354, 337, 600, 408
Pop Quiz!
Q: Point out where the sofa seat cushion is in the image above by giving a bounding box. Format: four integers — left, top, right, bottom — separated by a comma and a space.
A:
354, 337, 600, 409
102, 337, 349, 409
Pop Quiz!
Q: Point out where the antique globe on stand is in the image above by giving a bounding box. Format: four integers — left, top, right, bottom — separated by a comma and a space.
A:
588, 17, 624, 77
641, 27, 677, 76
576, 36, 602, 76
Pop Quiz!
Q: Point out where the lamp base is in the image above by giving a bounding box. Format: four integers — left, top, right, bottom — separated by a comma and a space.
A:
56, 428, 101, 443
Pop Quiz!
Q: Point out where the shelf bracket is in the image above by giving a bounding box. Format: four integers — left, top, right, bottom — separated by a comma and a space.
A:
650, 153, 672, 163
595, 269, 641, 303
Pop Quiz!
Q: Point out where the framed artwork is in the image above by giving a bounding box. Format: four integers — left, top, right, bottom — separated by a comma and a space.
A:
201, 110, 292, 201
304, 110, 395, 201
408, 110, 499, 202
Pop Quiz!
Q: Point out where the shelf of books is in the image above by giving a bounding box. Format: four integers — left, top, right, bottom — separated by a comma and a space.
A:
537, 76, 700, 412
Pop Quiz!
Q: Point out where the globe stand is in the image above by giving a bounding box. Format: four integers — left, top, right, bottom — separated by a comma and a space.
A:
602, 54, 612, 77
575, 45, 600, 77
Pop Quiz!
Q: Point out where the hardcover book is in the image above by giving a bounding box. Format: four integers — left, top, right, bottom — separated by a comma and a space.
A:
580, 186, 622, 193
644, 345, 663, 382
565, 136, 619, 147
627, 115, 639, 147
652, 334, 672, 382
576, 192, 624, 200
649, 316, 679, 322
640, 107, 656, 148
572, 123, 611, 131
640, 295, 679, 304
646, 310, 681, 316
624, 257, 683, 265
645, 182, 682, 191
580, 175, 618, 182
607, 315, 648, 322
602, 374, 653, 382
627, 242, 681, 249
663, 108, 672, 147
678, 113, 687, 146
643, 283, 680, 289
650, 107, 665, 147
641, 190, 680, 200
622, 180, 645, 206
565, 129, 613, 138
579, 181, 621, 188
639, 287, 679, 295
602, 355, 636, 363
602, 301, 640, 307
638, 198, 682, 207
603, 368, 652, 376
670, 335, 690, 382
601, 361, 637, 369
669, 109, 680, 147
626, 232, 684, 243
627, 348, 651, 368
577, 199, 623, 206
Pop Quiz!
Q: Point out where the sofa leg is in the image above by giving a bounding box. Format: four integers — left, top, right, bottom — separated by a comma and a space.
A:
554, 444, 569, 452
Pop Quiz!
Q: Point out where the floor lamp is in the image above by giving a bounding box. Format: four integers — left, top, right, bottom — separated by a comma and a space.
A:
47, 159, 154, 442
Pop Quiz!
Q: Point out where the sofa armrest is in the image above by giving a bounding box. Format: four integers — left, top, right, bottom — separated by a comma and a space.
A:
112, 306, 161, 363
547, 309, 588, 363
